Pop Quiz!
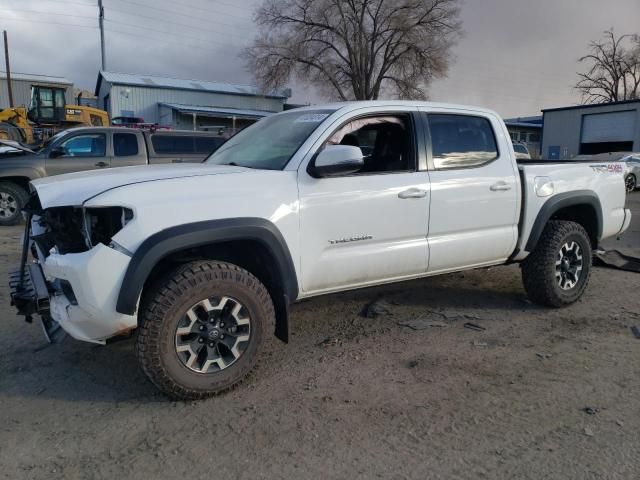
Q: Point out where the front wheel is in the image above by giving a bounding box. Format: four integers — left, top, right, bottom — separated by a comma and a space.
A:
521, 220, 592, 307
625, 174, 636, 193
136, 261, 275, 400
0, 182, 28, 226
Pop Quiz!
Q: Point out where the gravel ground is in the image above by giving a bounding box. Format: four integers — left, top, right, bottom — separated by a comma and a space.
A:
0, 194, 639, 480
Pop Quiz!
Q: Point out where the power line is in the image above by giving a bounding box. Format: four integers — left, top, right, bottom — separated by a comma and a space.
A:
105, 18, 240, 48
0, 17, 97, 29
122, 0, 250, 19
0, 8, 95, 20
109, 0, 252, 29
107, 6, 244, 36
104, 25, 234, 54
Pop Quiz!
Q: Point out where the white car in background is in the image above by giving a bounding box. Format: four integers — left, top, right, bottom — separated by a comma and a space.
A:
512, 143, 531, 160
623, 154, 640, 193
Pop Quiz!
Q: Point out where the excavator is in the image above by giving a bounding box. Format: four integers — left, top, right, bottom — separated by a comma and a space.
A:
0, 85, 109, 147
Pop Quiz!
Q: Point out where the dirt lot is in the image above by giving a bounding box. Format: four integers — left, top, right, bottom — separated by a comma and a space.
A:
1, 195, 639, 480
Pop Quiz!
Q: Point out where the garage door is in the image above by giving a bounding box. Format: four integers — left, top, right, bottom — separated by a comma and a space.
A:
581, 110, 636, 143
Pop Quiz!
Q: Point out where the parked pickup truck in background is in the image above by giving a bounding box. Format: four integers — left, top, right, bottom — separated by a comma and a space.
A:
9, 101, 631, 399
0, 127, 225, 225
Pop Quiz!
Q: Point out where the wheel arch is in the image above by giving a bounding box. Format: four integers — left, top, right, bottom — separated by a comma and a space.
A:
116, 218, 298, 343
525, 191, 602, 252
0, 176, 33, 192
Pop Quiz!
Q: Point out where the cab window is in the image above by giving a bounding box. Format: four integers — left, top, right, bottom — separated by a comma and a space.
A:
429, 115, 498, 169
325, 115, 414, 174
114, 133, 139, 157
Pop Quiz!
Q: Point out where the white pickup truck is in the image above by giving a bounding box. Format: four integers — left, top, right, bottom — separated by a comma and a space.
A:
10, 101, 631, 399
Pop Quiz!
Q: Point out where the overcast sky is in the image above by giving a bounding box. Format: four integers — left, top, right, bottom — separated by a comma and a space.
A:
1, 0, 639, 117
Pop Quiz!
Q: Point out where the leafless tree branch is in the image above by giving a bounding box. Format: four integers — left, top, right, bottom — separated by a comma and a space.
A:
575, 29, 640, 103
243, 0, 462, 101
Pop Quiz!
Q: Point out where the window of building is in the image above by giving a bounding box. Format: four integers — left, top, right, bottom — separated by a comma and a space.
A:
114, 133, 139, 157
429, 115, 498, 169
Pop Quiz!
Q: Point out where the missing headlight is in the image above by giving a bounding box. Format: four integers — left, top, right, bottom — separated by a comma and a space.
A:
84, 207, 133, 248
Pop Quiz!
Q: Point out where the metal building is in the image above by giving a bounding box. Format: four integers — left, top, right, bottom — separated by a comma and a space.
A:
0, 71, 73, 108
541, 100, 640, 160
95, 71, 291, 132
504, 115, 543, 157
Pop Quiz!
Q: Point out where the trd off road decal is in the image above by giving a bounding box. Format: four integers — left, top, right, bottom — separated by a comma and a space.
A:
590, 163, 624, 174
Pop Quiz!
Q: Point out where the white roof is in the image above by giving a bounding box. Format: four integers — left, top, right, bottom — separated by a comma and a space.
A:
287, 100, 501, 117
0, 71, 72, 85
97, 71, 291, 99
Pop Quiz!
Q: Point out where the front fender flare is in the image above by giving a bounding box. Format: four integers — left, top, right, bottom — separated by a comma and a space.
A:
115, 218, 298, 340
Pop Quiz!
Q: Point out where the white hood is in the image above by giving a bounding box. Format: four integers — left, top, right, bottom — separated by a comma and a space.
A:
32, 163, 248, 208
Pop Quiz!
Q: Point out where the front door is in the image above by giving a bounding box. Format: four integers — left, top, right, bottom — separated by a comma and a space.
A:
298, 112, 430, 294
423, 111, 519, 273
45, 132, 111, 176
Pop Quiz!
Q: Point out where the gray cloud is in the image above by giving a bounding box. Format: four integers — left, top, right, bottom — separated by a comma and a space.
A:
1, 0, 639, 116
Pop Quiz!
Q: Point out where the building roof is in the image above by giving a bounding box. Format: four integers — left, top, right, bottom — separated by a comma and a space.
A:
0, 71, 72, 85
96, 71, 291, 99
542, 99, 640, 113
504, 121, 543, 129
160, 103, 275, 119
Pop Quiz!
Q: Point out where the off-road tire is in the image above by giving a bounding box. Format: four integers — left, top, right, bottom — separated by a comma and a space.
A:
521, 220, 592, 307
0, 182, 28, 226
136, 261, 275, 400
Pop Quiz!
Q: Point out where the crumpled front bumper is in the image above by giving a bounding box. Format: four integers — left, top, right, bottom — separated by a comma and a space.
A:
40, 243, 137, 344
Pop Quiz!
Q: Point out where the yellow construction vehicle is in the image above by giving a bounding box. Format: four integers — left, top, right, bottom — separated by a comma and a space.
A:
0, 85, 109, 146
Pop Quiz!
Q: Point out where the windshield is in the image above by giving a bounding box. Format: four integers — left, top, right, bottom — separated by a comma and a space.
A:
205, 109, 335, 170
39, 130, 71, 152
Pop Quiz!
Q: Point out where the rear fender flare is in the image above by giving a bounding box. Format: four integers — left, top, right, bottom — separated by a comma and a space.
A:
525, 191, 602, 252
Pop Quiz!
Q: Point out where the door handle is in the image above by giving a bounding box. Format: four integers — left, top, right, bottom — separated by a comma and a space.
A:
490, 182, 511, 192
95, 161, 108, 168
398, 188, 427, 199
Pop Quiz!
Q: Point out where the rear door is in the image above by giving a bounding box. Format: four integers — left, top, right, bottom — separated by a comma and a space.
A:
422, 110, 520, 273
111, 131, 147, 167
44, 131, 111, 176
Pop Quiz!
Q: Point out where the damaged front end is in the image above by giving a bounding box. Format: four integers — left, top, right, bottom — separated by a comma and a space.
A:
9, 191, 135, 343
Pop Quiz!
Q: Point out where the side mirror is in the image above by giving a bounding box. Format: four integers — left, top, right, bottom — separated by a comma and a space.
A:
49, 146, 66, 158
310, 145, 364, 178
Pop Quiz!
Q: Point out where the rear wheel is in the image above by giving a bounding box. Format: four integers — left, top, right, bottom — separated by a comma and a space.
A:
136, 261, 275, 400
625, 174, 636, 193
521, 220, 592, 307
0, 182, 28, 226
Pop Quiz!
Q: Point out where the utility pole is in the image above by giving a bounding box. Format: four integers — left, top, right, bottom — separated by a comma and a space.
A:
98, 0, 106, 71
3, 30, 14, 107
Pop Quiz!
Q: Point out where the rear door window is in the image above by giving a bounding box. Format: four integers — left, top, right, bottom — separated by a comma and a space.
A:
429, 115, 498, 169
114, 133, 139, 157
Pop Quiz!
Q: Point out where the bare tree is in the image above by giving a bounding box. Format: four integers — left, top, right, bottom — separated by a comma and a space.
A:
244, 0, 462, 101
575, 29, 640, 104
